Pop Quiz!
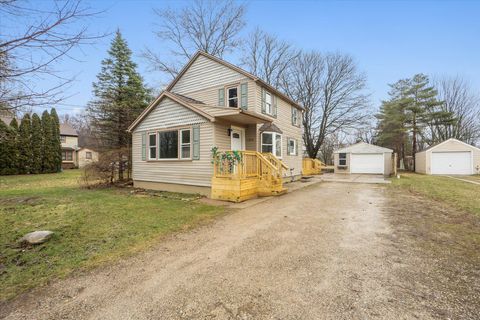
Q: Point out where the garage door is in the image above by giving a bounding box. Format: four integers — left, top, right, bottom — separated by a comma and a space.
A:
351, 153, 384, 174
431, 152, 472, 175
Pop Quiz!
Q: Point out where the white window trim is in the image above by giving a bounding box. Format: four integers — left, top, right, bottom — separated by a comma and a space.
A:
292, 107, 300, 127
147, 127, 194, 161
261, 131, 283, 159
179, 128, 192, 160
148, 132, 157, 160
265, 92, 273, 115
227, 86, 239, 108
287, 138, 297, 156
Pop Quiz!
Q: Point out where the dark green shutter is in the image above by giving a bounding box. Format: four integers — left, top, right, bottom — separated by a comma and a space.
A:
295, 139, 299, 156
218, 88, 225, 106
192, 125, 200, 160
240, 83, 248, 110
261, 87, 266, 114
291, 107, 295, 125
141, 132, 146, 161
272, 95, 277, 118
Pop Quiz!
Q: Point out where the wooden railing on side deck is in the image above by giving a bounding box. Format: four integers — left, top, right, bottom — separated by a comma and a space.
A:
302, 158, 323, 175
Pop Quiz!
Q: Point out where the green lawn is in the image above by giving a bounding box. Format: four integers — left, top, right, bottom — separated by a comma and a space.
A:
0, 170, 223, 301
392, 173, 480, 216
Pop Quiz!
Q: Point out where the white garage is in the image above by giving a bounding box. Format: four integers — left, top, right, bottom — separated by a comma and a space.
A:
416, 138, 480, 175
334, 142, 394, 176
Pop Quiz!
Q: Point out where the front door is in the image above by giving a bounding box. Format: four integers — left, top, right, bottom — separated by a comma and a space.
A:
231, 128, 244, 151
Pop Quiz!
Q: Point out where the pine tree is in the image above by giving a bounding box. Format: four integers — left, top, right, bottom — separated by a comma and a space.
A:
8, 118, 19, 174
41, 110, 55, 173
87, 30, 151, 180
403, 74, 448, 171
31, 113, 43, 174
18, 114, 33, 174
50, 108, 63, 172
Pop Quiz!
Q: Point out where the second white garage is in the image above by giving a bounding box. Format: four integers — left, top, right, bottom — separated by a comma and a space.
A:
334, 142, 393, 176
416, 138, 480, 175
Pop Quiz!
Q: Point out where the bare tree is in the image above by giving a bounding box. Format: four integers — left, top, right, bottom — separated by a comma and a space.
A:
0, 0, 103, 110
430, 76, 480, 145
241, 28, 298, 87
144, 0, 246, 78
282, 51, 370, 159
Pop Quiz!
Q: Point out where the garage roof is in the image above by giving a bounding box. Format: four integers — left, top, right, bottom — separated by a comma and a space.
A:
416, 138, 480, 154
334, 142, 393, 154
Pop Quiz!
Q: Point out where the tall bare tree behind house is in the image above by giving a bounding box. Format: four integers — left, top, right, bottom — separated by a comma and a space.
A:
143, 0, 246, 79
0, 0, 104, 110
282, 51, 370, 159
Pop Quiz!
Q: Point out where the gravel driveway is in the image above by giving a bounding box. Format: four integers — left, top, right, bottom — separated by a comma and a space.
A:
1, 182, 478, 319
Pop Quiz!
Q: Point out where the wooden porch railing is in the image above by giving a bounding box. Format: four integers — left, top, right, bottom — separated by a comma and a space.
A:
302, 158, 323, 175
213, 150, 283, 180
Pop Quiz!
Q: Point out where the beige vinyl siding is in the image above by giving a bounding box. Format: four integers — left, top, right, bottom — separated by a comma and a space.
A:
171, 55, 249, 104
334, 153, 350, 174
61, 136, 78, 149
254, 84, 303, 177
384, 152, 392, 176
132, 97, 214, 187
419, 139, 480, 174
77, 148, 98, 168
214, 122, 233, 151
415, 151, 427, 174
136, 97, 207, 131
245, 124, 257, 150
133, 122, 214, 187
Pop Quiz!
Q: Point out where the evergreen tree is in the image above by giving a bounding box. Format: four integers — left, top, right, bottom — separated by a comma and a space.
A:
0, 120, 17, 175
50, 108, 63, 172
8, 118, 19, 174
18, 114, 33, 174
31, 113, 43, 174
41, 110, 55, 173
87, 30, 151, 180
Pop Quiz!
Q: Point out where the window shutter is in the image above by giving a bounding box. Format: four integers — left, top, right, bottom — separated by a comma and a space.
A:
272, 95, 278, 118
261, 87, 266, 114
291, 107, 295, 125
240, 83, 248, 110
192, 125, 200, 160
141, 132, 146, 161
218, 88, 225, 106
295, 139, 299, 156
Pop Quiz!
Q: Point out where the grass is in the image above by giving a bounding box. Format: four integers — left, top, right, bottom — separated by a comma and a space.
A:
0, 170, 223, 301
391, 172, 480, 216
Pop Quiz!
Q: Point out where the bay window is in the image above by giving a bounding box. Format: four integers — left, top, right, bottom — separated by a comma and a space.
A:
261, 132, 282, 158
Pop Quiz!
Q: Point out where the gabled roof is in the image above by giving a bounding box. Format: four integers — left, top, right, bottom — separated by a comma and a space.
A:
259, 122, 283, 134
416, 138, 480, 154
127, 92, 272, 132
334, 142, 393, 154
60, 123, 78, 136
166, 51, 304, 111
127, 91, 215, 132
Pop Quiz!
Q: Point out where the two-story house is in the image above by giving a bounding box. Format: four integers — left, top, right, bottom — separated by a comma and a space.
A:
128, 51, 303, 201
60, 123, 79, 169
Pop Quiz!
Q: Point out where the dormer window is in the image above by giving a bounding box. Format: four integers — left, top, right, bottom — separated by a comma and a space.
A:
227, 87, 238, 108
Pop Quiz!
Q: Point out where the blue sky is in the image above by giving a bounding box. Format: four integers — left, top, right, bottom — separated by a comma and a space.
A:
32, 0, 480, 115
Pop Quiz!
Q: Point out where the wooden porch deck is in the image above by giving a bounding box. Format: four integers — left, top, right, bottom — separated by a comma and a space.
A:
211, 151, 288, 202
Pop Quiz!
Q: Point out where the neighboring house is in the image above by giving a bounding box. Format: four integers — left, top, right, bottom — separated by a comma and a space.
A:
77, 147, 99, 168
415, 138, 480, 175
60, 123, 79, 169
333, 142, 394, 176
128, 51, 304, 197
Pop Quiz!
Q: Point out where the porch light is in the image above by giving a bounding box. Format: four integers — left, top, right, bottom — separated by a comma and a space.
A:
227, 128, 232, 136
